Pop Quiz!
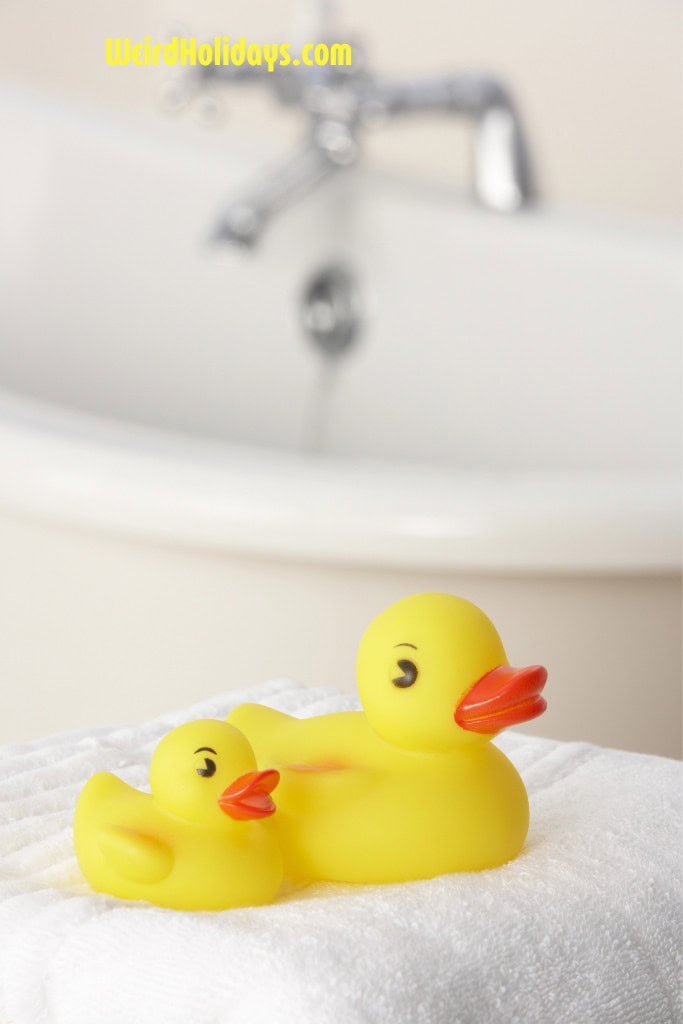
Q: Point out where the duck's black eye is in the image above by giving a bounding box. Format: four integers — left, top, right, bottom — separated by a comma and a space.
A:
196, 757, 216, 778
392, 659, 418, 688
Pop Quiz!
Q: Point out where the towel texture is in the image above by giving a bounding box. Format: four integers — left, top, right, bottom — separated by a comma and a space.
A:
0, 680, 681, 1024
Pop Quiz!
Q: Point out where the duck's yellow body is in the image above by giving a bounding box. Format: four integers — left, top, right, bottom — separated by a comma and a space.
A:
75, 593, 548, 904
228, 593, 547, 883
226, 705, 529, 882
74, 720, 282, 910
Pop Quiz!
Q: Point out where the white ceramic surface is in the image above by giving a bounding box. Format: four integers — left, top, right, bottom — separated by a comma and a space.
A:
0, 86, 680, 755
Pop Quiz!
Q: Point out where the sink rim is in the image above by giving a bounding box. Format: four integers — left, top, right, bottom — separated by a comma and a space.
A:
0, 389, 678, 575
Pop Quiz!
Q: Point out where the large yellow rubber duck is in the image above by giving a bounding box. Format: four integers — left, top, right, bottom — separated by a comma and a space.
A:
228, 593, 547, 883
74, 720, 282, 910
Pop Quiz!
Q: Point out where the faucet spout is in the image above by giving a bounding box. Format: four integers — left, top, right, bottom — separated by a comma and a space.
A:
375, 74, 534, 212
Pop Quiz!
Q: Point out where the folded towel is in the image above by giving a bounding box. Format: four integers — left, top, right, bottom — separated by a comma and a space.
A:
0, 680, 681, 1024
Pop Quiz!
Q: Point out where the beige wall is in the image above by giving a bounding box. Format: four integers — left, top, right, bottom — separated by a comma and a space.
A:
0, 0, 680, 221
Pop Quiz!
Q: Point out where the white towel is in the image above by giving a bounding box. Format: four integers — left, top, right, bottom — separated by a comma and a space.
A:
0, 680, 681, 1024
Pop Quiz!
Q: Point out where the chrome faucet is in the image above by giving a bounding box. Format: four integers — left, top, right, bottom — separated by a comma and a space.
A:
179, 43, 535, 246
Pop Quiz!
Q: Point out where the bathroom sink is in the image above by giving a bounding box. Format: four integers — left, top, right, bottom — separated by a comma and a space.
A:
0, 85, 679, 570
0, 84, 680, 755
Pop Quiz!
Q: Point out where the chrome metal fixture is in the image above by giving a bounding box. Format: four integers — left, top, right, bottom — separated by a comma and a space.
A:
175, 42, 535, 246
300, 264, 362, 357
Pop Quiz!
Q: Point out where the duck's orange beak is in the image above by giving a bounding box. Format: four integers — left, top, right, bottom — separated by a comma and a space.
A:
218, 769, 280, 821
455, 664, 547, 734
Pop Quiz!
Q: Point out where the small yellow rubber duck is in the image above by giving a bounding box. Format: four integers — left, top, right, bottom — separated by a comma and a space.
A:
228, 593, 547, 883
74, 720, 282, 910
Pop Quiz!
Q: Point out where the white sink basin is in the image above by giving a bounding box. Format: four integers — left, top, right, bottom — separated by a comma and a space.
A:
0, 85, 680, 755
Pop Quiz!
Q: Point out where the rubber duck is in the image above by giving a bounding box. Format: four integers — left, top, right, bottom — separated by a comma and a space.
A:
74, 719, 282, 910
228, 593, 547, 883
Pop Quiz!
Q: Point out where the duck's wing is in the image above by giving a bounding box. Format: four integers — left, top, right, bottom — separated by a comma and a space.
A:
96, 825, 174, 884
